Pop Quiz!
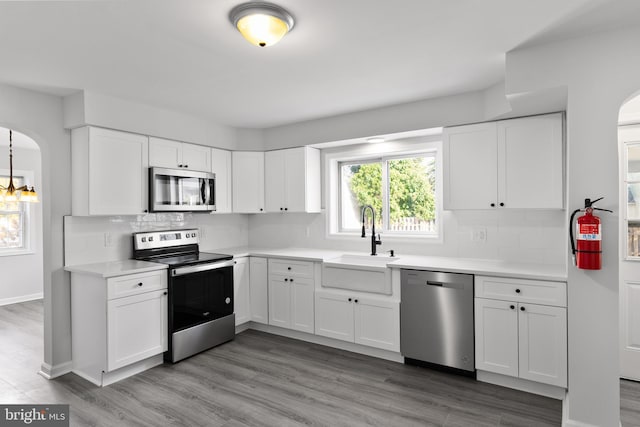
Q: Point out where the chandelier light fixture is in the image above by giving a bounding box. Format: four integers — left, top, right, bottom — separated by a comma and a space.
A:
229, 2, 295, 47
0, 130, 38, 203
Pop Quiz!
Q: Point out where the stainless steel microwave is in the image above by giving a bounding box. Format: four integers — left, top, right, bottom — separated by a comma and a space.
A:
149, 167, 216, 212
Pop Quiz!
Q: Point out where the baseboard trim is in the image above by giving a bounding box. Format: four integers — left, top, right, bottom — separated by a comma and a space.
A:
38, 361, 72, 380
243, 321, 404, 363
0, 293, 43, 307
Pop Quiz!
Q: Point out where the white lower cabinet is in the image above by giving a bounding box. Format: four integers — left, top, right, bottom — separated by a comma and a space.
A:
70, 269, 168, 386
474, 275, 567, 388
267, 258, 315, 334
249, 257, 268, 324
107, 289, 168, 371
315, 290, 400, 352
233, 257, 250, 326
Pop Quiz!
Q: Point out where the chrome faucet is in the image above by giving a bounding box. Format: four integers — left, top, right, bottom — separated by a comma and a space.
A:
361, 205, 382, 256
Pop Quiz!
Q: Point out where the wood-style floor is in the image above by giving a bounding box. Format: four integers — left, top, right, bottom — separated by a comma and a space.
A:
0, 300, 638, 426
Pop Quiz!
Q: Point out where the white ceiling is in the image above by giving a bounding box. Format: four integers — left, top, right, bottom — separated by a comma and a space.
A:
0, 0, 639, 129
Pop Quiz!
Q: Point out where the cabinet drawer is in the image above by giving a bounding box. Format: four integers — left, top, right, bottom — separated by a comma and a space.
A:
476, 276, 566, 307
268, 258, 314, 278
107, 270, 167, 299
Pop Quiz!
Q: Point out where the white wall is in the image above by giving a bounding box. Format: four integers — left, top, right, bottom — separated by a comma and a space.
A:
64, 91, 239, 150
504, 27, 640, 427
0, 146, 43, 305
261, 91, 487, 150
0, 82, 72, 377
64, 213, 249, 266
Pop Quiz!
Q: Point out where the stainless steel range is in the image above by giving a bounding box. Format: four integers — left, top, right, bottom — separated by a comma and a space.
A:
133, 229, 235, 362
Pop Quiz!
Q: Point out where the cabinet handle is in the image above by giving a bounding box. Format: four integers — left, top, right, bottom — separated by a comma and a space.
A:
260, 208, 263, 211
499, 202, 505, 207
490, 203, 496, 207
163, 291, 168, 295
520, 306, 526, 311
284, 278, 289, 282
290, 278, 294, 282
348, 298, 352, 302
354, 299, 358, 303
287, 267, 292, 271
143, 209, 148, 213
137, 282, 143, 287
284, 208, 288, 211
510, 305, 515, 310
280, 207, 283, 211
178, 164, 183, 168
515, 289, 521, 294
184, 165, 189, 168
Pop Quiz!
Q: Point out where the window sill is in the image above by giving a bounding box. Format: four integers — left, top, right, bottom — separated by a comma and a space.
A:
0, 249, 34, 257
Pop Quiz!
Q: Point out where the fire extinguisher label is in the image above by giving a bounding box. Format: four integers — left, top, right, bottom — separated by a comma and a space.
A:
578, 223, 601, 240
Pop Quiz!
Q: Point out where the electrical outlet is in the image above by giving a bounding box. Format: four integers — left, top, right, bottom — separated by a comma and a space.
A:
471, 228, 487, 242
104, 232, 113, 247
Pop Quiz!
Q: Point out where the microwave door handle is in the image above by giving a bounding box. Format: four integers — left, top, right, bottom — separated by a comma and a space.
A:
200, 179, 206, 205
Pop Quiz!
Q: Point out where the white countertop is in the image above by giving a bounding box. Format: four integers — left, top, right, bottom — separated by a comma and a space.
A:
216, 246, 567, 282
64, 260, 167, 278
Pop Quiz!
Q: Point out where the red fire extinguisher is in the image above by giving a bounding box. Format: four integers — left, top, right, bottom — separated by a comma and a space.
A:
570, 197, 612, 270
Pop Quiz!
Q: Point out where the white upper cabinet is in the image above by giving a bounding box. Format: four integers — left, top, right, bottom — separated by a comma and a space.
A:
497, 114, 564, 209
264, 147, 321, 213
444, 113, 564, 210
211, 148, 232, 213
232, 151, 265, 213
71, 126, 149, 216
149, 137, 211, 172
444, 122, 497, 210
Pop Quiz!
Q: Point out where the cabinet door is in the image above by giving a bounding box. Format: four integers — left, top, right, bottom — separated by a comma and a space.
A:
211, 148, 232, 213
290, 276, 315, 334
283, 148, 306, 212
315, 291, 354, 342
89, 128, 149, 215
249, 257, 268, 324
149, 137, 182, 169
265, 150, 286, 212
497, 113, 563, 209
268, 275, 291, 328
444, 122, 497, 210
233, 257, 250, 326
107, 289, 167, 371
474, 298, 518, 376
518, 304, 567, 387
354, 297, 400, 352
182, 143, 211, 172
232, 152, 265, 213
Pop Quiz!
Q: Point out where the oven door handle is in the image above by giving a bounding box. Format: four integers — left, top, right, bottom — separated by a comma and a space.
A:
171, 259, 235, 277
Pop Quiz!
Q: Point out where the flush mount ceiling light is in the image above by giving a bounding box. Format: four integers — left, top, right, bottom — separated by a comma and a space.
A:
229, 2, 295, 47
0, 130, 38, 203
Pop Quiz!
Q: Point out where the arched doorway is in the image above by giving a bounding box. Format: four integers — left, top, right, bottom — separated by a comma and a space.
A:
0, 127, 43, 304
618, 91, 640, 424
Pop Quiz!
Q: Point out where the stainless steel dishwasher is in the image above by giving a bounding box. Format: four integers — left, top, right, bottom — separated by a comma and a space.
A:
400, 269, 475, 374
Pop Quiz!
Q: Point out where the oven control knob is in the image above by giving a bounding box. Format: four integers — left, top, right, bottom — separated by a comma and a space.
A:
192, 233, 197, 238
225, 297, 231, 304
149, 237, 154, 242
141, 237, 146, 242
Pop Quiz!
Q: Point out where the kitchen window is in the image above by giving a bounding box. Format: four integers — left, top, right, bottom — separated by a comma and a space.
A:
327, 140, 441, 239
0, 174, 27, 252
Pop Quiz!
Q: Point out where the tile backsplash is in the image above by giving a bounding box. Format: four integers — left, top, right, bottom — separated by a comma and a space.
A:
64, 213, 249, 266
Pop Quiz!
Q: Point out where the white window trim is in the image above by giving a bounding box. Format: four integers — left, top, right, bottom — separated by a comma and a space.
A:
0, 168, 34, 256
324, 138, 443, 243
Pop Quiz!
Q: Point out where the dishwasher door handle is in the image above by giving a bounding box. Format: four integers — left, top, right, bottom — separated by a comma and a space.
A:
426, 281, 444, 287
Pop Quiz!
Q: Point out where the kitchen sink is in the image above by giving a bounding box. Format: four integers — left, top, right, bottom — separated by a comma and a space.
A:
322, 254, 398, 295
